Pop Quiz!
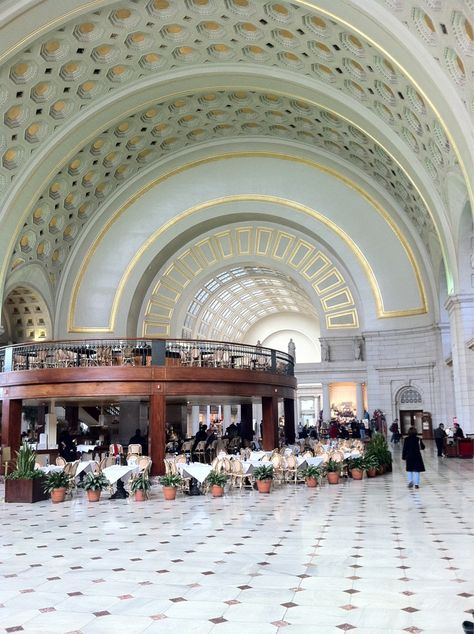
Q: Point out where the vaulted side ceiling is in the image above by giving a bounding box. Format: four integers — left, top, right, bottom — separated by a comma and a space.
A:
0, 0, 472, 341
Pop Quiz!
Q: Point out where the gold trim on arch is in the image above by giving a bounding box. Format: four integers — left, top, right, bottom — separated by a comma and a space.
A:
68, 157, 428, 332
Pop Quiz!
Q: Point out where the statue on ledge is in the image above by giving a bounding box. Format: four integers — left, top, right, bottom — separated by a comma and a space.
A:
321, 339, 330, 362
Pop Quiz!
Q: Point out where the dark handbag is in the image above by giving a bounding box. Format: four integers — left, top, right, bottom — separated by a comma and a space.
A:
420, 439, 425, 450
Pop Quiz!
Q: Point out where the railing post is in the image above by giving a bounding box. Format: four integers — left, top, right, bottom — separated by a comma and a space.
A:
3, 346, 13, 372
271, 349, 276, 372
151, 339, 166, 366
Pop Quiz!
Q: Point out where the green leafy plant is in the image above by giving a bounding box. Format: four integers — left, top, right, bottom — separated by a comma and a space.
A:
6, 443, 43, 480
364, 454, 379, 469
253, 464, 274, 480
205, 470, 228, 487
43, 470, 73, 493
130, 472, 151, 495
324, 458, 341, 473
347, 456, 365, 471
300, 465, 322, 479
80, 472, 109, 491
365, 432, 391, 467
159, 473, 183, 487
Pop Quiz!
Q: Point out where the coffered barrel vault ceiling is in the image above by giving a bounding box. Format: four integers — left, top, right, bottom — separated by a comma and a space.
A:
0, 0, 472, 342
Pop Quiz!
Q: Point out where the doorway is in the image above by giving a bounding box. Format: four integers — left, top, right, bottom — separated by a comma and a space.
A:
399, 410, 423, 435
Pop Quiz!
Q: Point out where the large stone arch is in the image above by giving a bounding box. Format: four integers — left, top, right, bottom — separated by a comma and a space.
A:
58, 154, 432, 337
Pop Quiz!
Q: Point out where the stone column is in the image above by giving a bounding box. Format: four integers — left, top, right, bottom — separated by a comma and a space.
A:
322, 382, 331, 422
356, 382, 364, 421
191, 404, 200, 435
222, 404, 231, 433
445, 294, 474, 433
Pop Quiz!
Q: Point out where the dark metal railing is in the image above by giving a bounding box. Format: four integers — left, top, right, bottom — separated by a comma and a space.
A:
0, 338, 294, 376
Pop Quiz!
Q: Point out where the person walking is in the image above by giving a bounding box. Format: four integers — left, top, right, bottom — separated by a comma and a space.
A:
402, 426, 425, 489
433, 423, 447, 457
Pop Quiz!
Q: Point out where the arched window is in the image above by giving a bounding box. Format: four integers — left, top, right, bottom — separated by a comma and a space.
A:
400, 388, 422, 405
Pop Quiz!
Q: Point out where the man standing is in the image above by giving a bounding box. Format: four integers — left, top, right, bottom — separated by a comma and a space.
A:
433, 423, 447, 457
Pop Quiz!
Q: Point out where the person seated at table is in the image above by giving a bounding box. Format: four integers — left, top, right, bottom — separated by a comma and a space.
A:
166, 427, 182, 454
128, 428, 147, 455
224, 421, 237, 439
192, 424, 208, 453
453, 422, 464, 439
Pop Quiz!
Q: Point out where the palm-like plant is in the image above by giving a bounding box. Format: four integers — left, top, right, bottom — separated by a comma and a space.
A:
253, 464, 274, 480
205, 470, 228, 487
43, 470, 73, 493
159, 473, 183, 487
6, 443, 43, 480
81, 472, 109, 491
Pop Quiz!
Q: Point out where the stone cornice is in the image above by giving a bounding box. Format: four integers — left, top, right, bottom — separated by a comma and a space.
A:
444, 293, 474, 314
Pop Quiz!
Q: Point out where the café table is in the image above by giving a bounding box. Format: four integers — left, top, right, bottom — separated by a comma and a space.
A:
300, 456, 324, 468
39, 465, 63, 474
75, 460, 99, 478
102, 464, 139, 485
176, 462, 212, 483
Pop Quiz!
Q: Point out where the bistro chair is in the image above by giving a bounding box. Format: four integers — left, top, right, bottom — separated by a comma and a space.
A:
193, 441, 207, 463
55, 456, 66, 467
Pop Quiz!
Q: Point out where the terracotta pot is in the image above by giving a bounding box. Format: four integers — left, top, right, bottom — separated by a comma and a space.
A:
87, 489, 101, 502
305, 477, 318, 488
211, 484, 224, 497
162, 486, 177, 501
376, 466, 385, 475
51, 487, 67, 503
327, 472, 340, 484
134, 489, 146, 502
256, 479, 272, 493
367, 468, 377, 478
351, 468, 363, 480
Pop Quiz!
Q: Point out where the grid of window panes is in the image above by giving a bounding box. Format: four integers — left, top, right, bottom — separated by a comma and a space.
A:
182, 266, 317, 340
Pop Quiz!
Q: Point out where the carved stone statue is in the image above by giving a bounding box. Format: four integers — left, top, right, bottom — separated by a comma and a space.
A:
288, 338, 296, 360
353, 337, 362, 361
320, 339, 330, 362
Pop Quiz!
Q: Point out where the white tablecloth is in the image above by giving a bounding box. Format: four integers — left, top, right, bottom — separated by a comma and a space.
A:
249, 451, 271, 460
176, 462, 212, 483
75, 460, 98, 477
39, 465, 63, 474
76, 444, 98, 453
301, 456, 324, 467
102, 464, 139, 485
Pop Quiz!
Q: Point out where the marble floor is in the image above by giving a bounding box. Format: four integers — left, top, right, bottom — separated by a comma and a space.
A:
0, 442, 473, 634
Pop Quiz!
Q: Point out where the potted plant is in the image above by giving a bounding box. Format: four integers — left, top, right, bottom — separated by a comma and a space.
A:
81, 472, 109, 502
324, 459, 341, 484
130, 472, 151, 501
300, 464, 321, 487
347, 456, 365, 480
205, 470, 228, 497
253, 464, 274, 493
43, 470, 73, 503
364, 454, 378, 477
5, 443, 48, 503
159, 473, 182, 500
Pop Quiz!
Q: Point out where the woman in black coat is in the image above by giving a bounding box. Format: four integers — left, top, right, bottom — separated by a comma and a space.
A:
402, 426, 425, 489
